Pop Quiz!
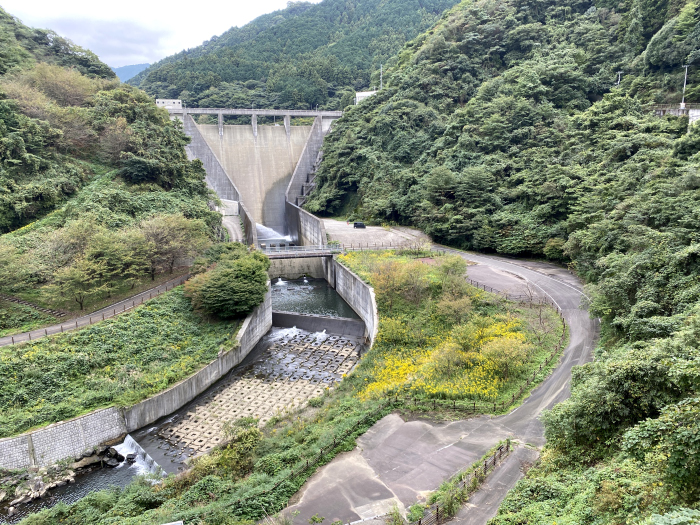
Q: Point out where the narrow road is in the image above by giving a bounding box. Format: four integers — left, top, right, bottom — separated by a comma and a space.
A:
285, 243, 598, 525
0, 274, 188, 348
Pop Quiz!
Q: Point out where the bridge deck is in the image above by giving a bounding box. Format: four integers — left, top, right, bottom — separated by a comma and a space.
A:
169, 108, 343, 118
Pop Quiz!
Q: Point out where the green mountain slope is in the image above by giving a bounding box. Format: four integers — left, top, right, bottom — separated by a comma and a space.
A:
305, 0, 700, 521
129, 0, 461, 109
0, 8, 218, 315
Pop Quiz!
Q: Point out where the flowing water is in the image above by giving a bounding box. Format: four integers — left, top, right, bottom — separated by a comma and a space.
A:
271, 277, 360, 319
257, 224, 291, 243
0, 436, 160, 524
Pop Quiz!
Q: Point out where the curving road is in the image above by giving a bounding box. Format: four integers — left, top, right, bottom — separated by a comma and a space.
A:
286, 232, 599, 525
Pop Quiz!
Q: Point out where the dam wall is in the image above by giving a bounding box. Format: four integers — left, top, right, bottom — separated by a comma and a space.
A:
285, 117, 328, 246
184, 115, 240, 201
0, 287, 272, 469
198, 123, 311, 235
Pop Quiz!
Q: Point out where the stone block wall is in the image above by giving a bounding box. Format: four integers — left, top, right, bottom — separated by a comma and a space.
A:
0, 434, 32, 470
0, 407, 126, 469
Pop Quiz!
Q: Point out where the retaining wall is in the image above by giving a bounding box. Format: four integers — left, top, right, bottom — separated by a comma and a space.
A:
0, 408, 126, 470
331, 261, 378, 345
268, 256, 329, 279
240, 201, 258, 247
0, 286, 272, 470
123, 286, 271, 432
285, 116, 328, 246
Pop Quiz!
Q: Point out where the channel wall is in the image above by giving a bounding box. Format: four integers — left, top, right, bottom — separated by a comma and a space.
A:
269, 257, 378, 345
0, 286, 272, 470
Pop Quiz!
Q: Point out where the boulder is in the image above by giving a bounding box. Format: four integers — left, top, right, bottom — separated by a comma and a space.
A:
106, 447, 118, 458
72, 455, 102, 469
10, 495, 31, 506
104, 458, 120, 468
126, 453, 137, 464
8, 507, 16, 517
55, 480, 67, 487
0, 490, 5, 503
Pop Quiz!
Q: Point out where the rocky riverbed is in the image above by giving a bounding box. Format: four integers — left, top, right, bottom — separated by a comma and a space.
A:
1, 444, 130, 519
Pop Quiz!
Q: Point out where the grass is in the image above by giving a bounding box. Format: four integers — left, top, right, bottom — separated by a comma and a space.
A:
0, 287, 241, 438
0, 300, 57, 338
338, 250, 566, 408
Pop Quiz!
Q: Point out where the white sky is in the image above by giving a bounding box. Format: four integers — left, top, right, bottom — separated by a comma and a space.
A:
1, 0, 322, 68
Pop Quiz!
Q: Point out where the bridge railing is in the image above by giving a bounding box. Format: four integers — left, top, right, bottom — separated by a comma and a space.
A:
260, 241, 431, 255
171, 107, 344, 117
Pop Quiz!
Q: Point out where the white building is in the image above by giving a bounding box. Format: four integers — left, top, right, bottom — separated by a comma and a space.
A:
355, 91, 378, 105
155, 99, 182, 109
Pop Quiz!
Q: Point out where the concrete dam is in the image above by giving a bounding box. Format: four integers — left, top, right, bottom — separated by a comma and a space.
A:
175, 108, 342, 247
198, 124, 311, 235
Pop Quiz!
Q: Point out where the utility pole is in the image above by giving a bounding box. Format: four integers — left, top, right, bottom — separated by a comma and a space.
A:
380, 64, 383, 90
616, 71, 623, 86
681, 64, 690, 109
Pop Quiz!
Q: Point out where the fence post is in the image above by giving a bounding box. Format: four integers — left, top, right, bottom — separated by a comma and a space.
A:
45, 328, 47, 336
436, 506, 440, 525
11, 336, 14, 344
28, 332, 31, 340
61, 325, 63, 333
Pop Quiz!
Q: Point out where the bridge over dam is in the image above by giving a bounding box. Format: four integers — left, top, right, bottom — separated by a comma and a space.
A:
170, 107, 342, 249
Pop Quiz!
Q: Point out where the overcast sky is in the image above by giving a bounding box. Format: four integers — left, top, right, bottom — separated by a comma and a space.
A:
1, 0, 322, 68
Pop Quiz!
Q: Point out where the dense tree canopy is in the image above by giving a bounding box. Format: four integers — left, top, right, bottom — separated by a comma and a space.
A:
129, 0, 461, 110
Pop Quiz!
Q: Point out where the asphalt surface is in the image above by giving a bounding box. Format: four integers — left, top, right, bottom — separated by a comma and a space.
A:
0, 274, 188, 348
285, 240, 599, 525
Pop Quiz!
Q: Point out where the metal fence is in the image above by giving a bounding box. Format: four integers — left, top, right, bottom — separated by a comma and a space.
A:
4, 275, 189, 347
407, 442, 511, 525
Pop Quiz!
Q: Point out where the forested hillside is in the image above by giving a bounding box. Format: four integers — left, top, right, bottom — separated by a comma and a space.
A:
306, 0, 700, 521
129, 0, 460, 110
0, 8, 218, 317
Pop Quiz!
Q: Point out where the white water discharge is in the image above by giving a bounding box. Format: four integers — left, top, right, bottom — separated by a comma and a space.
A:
114, 435, 161, 477
257, 224, 291, 241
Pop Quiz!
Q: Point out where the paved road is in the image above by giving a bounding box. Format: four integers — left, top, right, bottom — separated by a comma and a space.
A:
285, 247, 598, 525
0, 275, 188, 347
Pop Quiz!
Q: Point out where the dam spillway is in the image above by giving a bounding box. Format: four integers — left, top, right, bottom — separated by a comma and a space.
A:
198, 123, 312, 236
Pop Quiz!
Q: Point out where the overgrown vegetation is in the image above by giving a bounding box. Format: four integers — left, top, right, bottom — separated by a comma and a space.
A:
129, 0, 460, 110
186, 243, 271, 318
0, 7, 221, 328
338, 251, 563, 406
299, 0, 700, 521
19, 253, 560, 524
0, 287, 241, 438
